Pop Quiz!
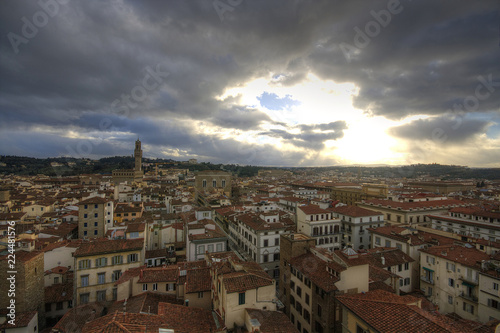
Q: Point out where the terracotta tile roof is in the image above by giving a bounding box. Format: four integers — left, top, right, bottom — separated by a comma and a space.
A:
78, 196, 110, 205
126, 222, 145, 233
115, 266, 146, 285
369, 265, 398, 283
234, 212, 292, 232
336, 290, 466, 333
0, 212, 27, 220
45, 282, 73, 303
420, 245, 490, 269
157, 302, 225, 332
73, 238, 144, 257
363, 247, 414, 268
1, 250, 42, 262
328, 205, 383, 217
290, 252, 339, 292
53, 302, 106, 333
244, 309, 299, 333
298, 204, 331, 215
138, 266, 178, 283
185, 267, 211, 293
368, 225, 456, 246
0, 311, 36, 329
45, 265, 69, 275
223, 271, 273, 293
368, 280, 395, 293
108, 292, 183, 314
361, 198, 466, 211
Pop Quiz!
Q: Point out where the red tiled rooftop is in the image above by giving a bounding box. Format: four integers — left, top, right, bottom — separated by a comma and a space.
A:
73, 238, 144, 257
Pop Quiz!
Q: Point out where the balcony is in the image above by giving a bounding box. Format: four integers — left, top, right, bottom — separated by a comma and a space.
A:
420, 275, 434, 285
459, 275, 479, 286
459, 291, 478, 303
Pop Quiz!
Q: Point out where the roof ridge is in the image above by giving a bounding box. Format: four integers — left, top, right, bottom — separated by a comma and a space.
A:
406, 305, 462, 332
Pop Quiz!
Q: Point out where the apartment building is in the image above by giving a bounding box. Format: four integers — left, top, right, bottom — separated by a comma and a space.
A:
478, 266, 500, 322
357, 198, 467, 226
73, 238, 145, 305
297, 204, 342, 251
429, 207, 500, 241
229, 210, 294, 277
328, 205, 384, 250
208, 252, 277, 330
419, 244, 490, 321
287, 247, 370, 333
77, 197, 113, 239
336, 289, 494, 333
186, 219, 227, 261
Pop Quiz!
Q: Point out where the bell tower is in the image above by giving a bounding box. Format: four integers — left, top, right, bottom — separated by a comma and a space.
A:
134, 139, 142, 171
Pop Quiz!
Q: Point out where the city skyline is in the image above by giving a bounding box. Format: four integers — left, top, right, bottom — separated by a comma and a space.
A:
1, 1, 499, 167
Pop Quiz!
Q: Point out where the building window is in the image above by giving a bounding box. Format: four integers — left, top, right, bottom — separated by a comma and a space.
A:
198, 292, 204, 298
263, 254, 269, 262
448, 296, 453, 304
142, 284, 148, 291
264, 239, 269, 247
494, 283, 499, 291
305, 293, 310, 305
112, 270, 121, 282
153, 283, 158, 291
463, 302, 474, 314
81, 275, 89, 287
95, 257, 107, 267
275, 238, 279, 246
80, 293, 89, 304
128, 254, 138, 263
296, 286, 302, 298
212, 180, 217, 187
448, 278, 454, 287
222, 179, 226, 187
404, 262, 409, 270
94, 230, 98, 235
216, 243, 222, 252
97, 273, 106, 284
375, 237, 381, 245
45, 303, 52, 312
112, 255, 123, 265
84, 223, 88, 228
112, 288, 118, 301
239, 292, 245, 305
97, 290, 106, 301
84, 231, 88, 236
315, 321, 324, 333
198, 245, 205, 254
274, 253, 280, 261
488, 299, 500, 309
202, 180, 207, 188
385, 240, 391, 247
54, 277, 59, 284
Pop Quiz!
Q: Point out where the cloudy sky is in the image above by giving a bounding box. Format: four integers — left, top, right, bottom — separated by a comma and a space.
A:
1, 0, 499, 167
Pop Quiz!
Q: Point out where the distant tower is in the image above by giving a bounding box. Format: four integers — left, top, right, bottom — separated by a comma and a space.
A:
134, 139, 142, 171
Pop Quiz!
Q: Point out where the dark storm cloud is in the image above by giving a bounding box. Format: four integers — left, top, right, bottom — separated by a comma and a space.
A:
388, 115, 491, 144
260, 120, 347, 150
0, 0, 498, 164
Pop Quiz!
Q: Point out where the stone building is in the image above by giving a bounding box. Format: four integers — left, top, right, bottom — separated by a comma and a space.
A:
77, 197, 114, 239
112, 139, 144, 185
0, 250, 45, 328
